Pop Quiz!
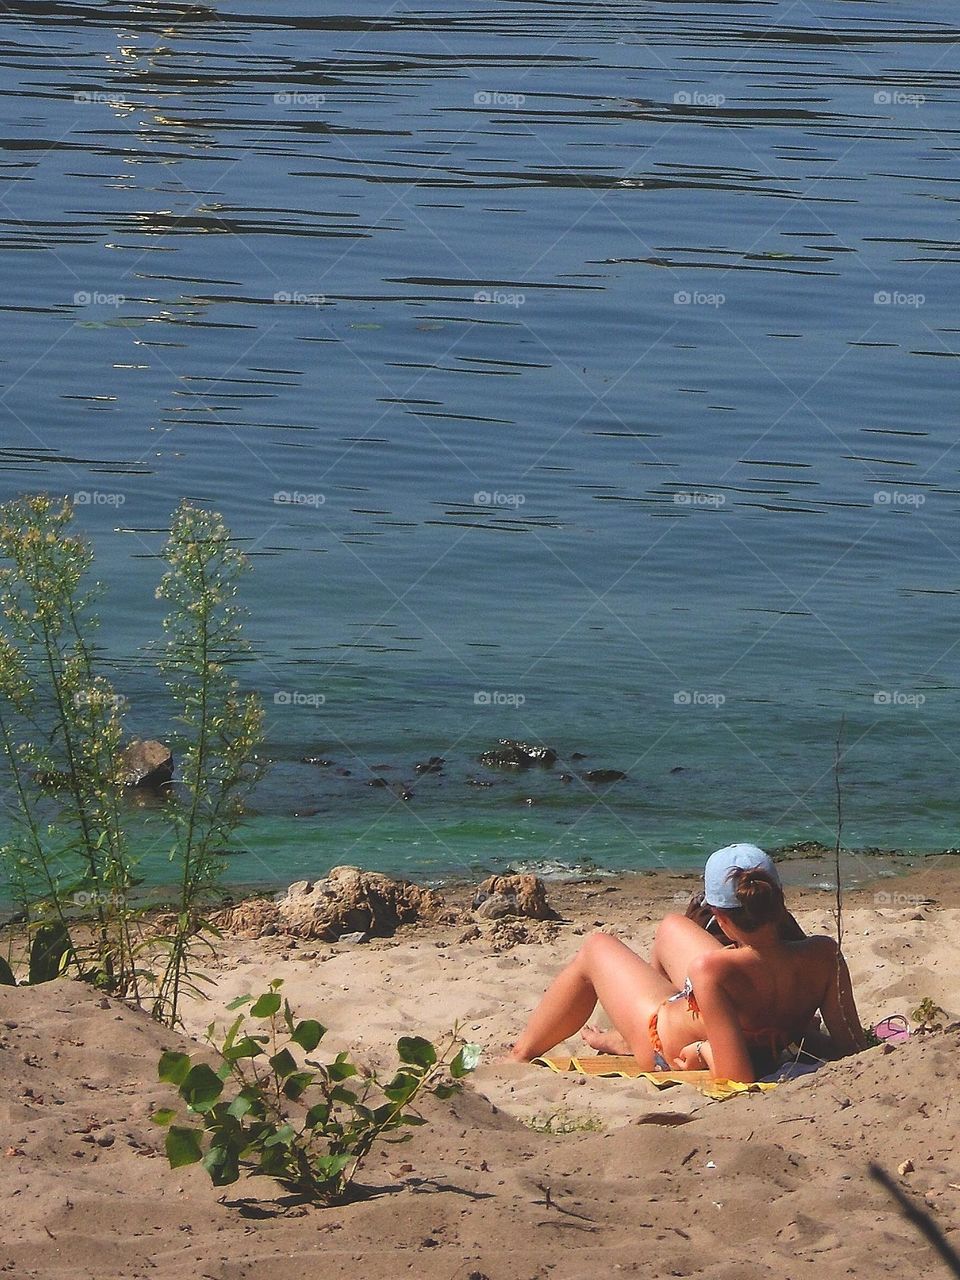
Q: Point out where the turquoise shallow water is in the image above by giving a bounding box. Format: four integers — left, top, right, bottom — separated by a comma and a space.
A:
1, 1, 959, 893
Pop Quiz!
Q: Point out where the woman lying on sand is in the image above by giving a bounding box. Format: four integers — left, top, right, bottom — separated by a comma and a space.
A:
509, 844, 868, 1082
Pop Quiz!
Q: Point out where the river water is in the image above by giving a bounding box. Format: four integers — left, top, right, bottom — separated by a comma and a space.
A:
1, 2, 958, 891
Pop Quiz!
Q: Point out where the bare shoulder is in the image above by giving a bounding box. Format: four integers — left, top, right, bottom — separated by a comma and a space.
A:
803, 934, 840, 960
687, 948, 737, 985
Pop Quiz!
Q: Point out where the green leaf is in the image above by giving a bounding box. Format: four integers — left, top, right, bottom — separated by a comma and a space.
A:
28, 921, 71, 985
281, 1071, 315, 1102
433, 1083, 457, 1101
180, 1063, 224, 1111
269, 1048, 297, 1080
327, 1059, 357, 1082
383, 1073, 419, 1105
0, 956, 16, 986
397, 1036, 436, 1070
305, 1102, 330, 1130
226, 994, 253, 1011
313, 1153, 350, 1181
263, 1123, 297, 1149
250, 992, 282, 1018
166, 1126, 203, 1169
202, 1142, 240, 1186
150, 1108, 177, 1126
158, 1051, 192, 1086
223, 1036, 265, 1061
291, 1019, 325, 1052
227, 1092, 257, 1120
221, 1014, 245, 1055
451, 1043, 482, 1078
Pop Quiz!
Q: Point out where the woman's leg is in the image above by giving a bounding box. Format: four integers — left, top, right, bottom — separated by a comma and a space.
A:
650, 913, 726, 985
509, 932, 675, 1066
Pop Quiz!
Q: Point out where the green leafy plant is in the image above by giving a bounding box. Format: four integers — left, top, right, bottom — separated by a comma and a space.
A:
0, 494, 263, 1026
911, 996, 947, 1033
0, 495, 137, 993
150, 504, 264, 1027
153, 980, 481, 1203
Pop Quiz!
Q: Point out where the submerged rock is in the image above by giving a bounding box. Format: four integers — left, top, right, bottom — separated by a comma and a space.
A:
479, 740, 557, 769
119, 739, 173, 789
472, 873, 558, 921
581, 768, 627, 784
415, 756, 445, 775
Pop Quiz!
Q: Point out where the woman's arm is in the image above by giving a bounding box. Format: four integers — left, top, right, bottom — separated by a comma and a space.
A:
687, 954, 756, 1082
817, 938, 869, 1056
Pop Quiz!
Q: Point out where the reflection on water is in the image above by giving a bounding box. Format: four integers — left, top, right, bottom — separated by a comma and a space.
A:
1, 0, 959, 885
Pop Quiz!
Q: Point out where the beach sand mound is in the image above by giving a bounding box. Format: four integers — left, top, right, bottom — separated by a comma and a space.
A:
1, 974, 958, 1280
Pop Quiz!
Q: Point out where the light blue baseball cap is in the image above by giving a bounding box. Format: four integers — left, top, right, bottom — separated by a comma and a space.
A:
703, 843, 781, 910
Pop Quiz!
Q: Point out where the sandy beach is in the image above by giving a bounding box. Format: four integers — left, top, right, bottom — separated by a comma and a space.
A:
1, 864, 959, 1279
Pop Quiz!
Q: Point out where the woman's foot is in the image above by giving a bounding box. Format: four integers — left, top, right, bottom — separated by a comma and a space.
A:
581, 1024, 630, 1054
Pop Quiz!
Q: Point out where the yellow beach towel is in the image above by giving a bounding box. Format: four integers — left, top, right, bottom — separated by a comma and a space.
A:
533, 1055, 778, 1101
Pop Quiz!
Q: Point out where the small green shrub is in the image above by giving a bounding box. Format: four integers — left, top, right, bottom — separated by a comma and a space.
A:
911, 996, 947, 1032
153, 980, 480, 1203
523, 1107, 604, 1135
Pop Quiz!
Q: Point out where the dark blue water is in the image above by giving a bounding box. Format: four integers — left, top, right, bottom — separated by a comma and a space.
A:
1, 1, 959, 890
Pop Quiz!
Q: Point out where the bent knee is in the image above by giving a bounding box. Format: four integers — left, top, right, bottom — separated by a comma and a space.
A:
578, 929, 623, 965
654, 913, 693, 946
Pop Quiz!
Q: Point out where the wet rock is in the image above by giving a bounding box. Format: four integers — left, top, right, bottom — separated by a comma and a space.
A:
366, 777, 390, 788
480, 739, 557, 769
415, 756, 445, 775
467, 778, 493, 788
772, 840, 832, 858
570, 752, 587, 760
472, 873, 558, 921
581, 769, 627, 784
302, 756, 334, 767
119, 740, 173, 789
